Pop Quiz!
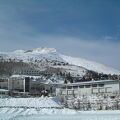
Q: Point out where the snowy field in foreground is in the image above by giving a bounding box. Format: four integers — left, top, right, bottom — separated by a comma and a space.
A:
0, 109, 120, 120
0, 108, 76, 120
0, 97, 120, 120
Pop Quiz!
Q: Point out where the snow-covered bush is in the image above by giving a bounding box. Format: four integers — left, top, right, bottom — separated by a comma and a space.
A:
65, 94, 120, 110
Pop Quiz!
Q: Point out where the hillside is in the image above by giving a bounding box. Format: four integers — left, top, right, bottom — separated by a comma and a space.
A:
0, 47, 119, 83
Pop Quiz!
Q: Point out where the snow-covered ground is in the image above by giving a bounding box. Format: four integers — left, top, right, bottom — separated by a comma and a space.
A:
0, 108, 77, 120
0, 97, 120, 120
0, 109, 120, 120
0, 96, 76, 119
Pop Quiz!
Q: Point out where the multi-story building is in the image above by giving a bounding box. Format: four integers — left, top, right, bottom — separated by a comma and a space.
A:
8, 75, 53, 96
56, 80, 120, 99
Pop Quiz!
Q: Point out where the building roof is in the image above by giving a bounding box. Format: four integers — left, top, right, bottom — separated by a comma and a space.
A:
0, 89, 9, 92
53, 80, 120, 87
10, 75, 41, 79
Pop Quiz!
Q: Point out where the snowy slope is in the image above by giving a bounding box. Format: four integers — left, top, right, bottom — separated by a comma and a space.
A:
0, 47, 119, 75
52, 65, 86, 77
60, 54, 120, 75
0, 97, 62, 108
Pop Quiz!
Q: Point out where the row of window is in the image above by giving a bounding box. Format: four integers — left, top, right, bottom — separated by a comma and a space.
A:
0, 92, 8, 95
60, 87, 112, 95
0, 86, 8, 89
62, 84, 104, 89
0, 79, 8, 82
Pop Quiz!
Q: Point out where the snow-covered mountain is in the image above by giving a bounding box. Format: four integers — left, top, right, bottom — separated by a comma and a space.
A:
0, 47, 119, 75
60, 54, 120, 75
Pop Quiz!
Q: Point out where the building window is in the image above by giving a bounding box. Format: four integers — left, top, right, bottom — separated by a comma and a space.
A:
79, 85, 84, 88
62, 87, 66, 89
99, 88, 105, 93
73, 86, 78, 89
98, 84, 104, 87
67, 86, 72, 89
67, 90, 74, 95
92, 84, 97, 87
85, 85, 91, 88
92, 88, 99, 93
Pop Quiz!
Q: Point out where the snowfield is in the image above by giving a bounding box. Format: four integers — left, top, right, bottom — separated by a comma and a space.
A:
0, 97, 120, 120
0, 109, 120, 120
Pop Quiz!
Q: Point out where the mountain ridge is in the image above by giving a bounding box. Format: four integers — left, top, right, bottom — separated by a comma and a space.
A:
0, 47, 119, 75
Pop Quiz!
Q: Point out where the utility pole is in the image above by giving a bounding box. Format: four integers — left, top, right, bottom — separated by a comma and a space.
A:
119, 79, 120, 95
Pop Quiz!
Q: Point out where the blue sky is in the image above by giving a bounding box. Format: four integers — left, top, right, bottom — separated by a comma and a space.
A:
0, 0, 120, 69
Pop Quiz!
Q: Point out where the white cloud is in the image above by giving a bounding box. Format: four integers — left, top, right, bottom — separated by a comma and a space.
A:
0, 2, 120, 70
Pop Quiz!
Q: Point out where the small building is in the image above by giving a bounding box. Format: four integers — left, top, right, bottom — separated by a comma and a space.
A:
9, 75, 32, 95
8, 75, 54, 96
56, 80, 120, 99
